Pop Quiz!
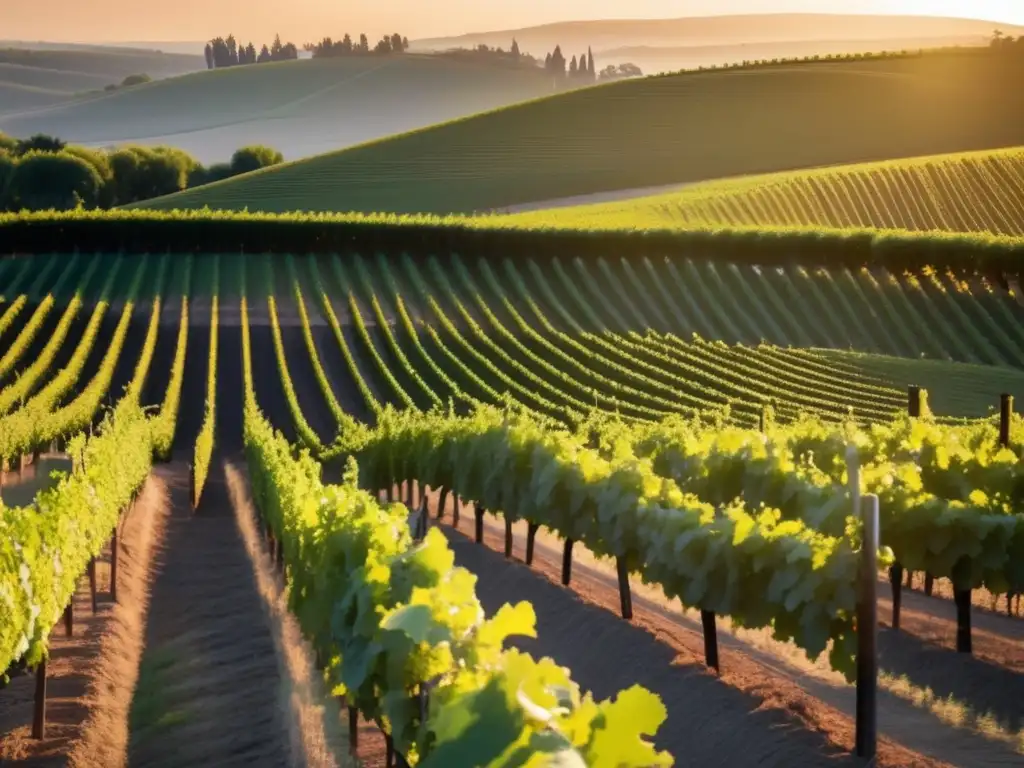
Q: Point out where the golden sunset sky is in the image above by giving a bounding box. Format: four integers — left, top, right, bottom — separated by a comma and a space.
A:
4, 0, 1022, 43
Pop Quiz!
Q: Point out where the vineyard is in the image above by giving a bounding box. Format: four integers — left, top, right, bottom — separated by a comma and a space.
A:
1, 225, 1023, 764
506, 147, 1024, 235
137, 49, 1024, 215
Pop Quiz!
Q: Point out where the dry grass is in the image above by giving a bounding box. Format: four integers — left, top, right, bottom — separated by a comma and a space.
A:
67, 474, 170, 768
223, 459, 354, 768
0, 473, 169, 767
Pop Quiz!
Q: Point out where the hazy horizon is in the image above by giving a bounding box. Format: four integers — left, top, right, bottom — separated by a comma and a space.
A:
3, 1, 1023, 45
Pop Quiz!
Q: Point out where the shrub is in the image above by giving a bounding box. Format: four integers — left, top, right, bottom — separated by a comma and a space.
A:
108, 145, 200, 204
63, 145, 115, 207
0, 153, 15, 210
15, 134, 66, 155
229, 145, 284, 176
188, 162, 233, 188
9, 152, 103, 210
121, 73, 152, 87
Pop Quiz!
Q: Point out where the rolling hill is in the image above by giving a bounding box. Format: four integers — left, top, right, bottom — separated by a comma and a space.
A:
0, 53, 565, 164
412, 13, 1023, 73
0, 44, 205, 115
139, 49, 1024, 215
497, 147, 1024, 236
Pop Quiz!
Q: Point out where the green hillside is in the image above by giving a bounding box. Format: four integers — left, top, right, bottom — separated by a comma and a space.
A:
499, 147, 1024, 235
0, 54, 563, 164
139, 50, 1024, 215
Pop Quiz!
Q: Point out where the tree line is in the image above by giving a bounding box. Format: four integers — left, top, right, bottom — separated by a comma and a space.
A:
205, 34, 299, 69
544, 45, 598, 81
307, 32, 410, 58
0, 133, 284, 212
990, 30, 1024, 54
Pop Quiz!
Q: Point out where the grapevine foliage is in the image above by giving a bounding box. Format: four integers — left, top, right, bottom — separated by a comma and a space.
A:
1, 401, 152, 673
243, 400, 670, 766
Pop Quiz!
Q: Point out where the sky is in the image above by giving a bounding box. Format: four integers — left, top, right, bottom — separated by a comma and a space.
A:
3, 1, 1023, 44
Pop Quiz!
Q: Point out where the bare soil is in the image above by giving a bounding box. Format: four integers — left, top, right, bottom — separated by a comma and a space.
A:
125, 461, 294, 767
0, 473, 167, 767
894, 573, 1022, 619
221, 460, 354, 768
408, 485, 1024, 768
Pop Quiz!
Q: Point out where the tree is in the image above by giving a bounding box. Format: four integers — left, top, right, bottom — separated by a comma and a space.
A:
374, 36, 393, 55
230, 145, 284, 176
403, 36, 409, 51
391, 33, 404, 53
342, 34, 353, 54
548, 45, 566, 76
587, 47, 595, 81
578, 52, 587, 77
108, 145, 198, 204
0, 152, 15, 210
0, 132, 17, 154
359, 34, 370, 53
246, 42, 256, 64
63, 145, 114, 207
10, 151, 103, 210
210, 37, 230, 67
16, 134, 65, 155
226, 34, 239, 66
201, 162, 234, 185
545, 52, 552, 69
569, 55, 578, 75
204, 43, 214, 69
271, 34, 284, 60
511, 38, 521, 60
258, 44, 271, 63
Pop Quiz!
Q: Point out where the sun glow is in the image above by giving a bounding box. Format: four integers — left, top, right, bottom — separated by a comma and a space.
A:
2, 1, 1024, 43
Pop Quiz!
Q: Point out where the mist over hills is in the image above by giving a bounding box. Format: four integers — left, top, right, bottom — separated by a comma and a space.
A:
412, 13, 1024, 72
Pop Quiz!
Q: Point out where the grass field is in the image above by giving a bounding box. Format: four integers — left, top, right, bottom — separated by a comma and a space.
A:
0, 54, 564, 164
498, 147, 1024, 235
138, 50, 1024, 214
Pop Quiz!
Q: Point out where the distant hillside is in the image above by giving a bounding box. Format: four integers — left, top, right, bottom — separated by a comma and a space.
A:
0, 81, 71, 112
0, 46, 203, 80
0, 54, 562, 164
596, 34, 996, 73
0, 45, 205, 115
411, 13, 1023, 63
138, 50, 1024, 215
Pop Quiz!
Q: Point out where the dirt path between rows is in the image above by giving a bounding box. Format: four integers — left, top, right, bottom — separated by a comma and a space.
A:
125, 459, 347, 768
396, 484, 1023, 767
0, 472, 168, 767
